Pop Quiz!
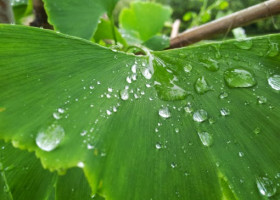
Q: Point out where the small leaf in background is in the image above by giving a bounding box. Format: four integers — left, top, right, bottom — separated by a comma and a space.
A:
119, 2, 172, 42
93, 19, 127, 47
43, 0, 119, 39
142, 35, 170, 51
183, 11, 195, 22
201, 11, 211, 23
11, 0, 32, 24
218, 1, 229, 10
232, 27, 247, 39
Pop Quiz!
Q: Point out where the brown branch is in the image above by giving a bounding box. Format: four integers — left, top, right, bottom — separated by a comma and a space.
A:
30, 0, 53, 29
170, 19, 181, 38
0, 0, 14, 23
170, 0, 280, 48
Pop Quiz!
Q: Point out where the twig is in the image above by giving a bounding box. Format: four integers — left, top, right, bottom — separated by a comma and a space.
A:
30, 0, 53, 29
170, 0, 280, 48
0, 0, 14, 23
170, 19, 181, 38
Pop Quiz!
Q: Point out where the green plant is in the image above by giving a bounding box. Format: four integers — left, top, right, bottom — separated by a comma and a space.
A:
0, 0, 280, 200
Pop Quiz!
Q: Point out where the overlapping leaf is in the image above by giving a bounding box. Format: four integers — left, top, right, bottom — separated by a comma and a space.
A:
0, 25, 280, 200
43, 0, 119, 39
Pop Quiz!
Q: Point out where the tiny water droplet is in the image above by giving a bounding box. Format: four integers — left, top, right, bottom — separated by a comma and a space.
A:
175, 128, 179, 133
106, 110, 112, 116
53, 112, 61, 120
234, 39, 253, 50
126, 76, 132, 84
267, 42, 279, 57
77, 162, 85, 168
256, 177, 277, 197
184, 64, 192, 73
142, 68, 152, 79
159, 107, 171, 119
219, 92, 228, 99
184, 103, 193, 113
268, 75, 280, 91
198, 132, 213, 147
224, 68, 256, 88
193, 109, 208, 122
171, 162, 177, 168
131, 64, 137, 73
58, 108, 65, 114
257, 96, 267, 104
201, 58, 219, 71
195, 76, 211, 94
155, 143, 161, 149
220, 108, 230, 116
238, 152, 244, 157
36, 124, 65, 152
120, 89, 129, 100
254, 127, 261, 134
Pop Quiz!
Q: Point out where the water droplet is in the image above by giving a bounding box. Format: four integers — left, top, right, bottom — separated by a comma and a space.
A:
131, 64, 137, 73
58, 108, 65, 114
171, 162, 177, 168
159, 107, 171, 119
234, 39, 253, 50
254, 127, 261, 134
268, 75, 280, 91
267, 42, 279, 57
220, 108, 230, 116
142, 68, 152, 79
175, 128, 179, 133
201, 58, 219, 71
156, 84, 187, 101
184, 103, 193, 113
198, 132, 213, 147
238, 152, 244, 157
256, 177, 277, 197
257, 96, 267, 104
224, 68, 256, 88
184, 64, 192, 73
108, 88, 113, 92
80, 130, 87, 136
219, 92, 228, 99
87, 144, 94, 149
106, 110, 112, 116
193, 109, 208, 122
36, 124, 65, 152
155, 143, 161, 149
195, 76, 211, 94
126, 76, 132, 84
120, 89, 129, 100
53, 112, 61, 120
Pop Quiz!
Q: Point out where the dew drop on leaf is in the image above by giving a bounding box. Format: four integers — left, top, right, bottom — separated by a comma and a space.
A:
220, 108, 230, 116
219, 92, 228, 99
233, 39, 253, 50
268, 75, 280, 91
254, 127, 261, 135
155, 143, 161, 149
193, 109, 208, 122
36, 124, 65, 152
198, 132, 213, 147
184, 64, 192, 73
257, 96, 267, 104
267, 41, 279, 57
120, 89, 129, 100
256, 177, 277, 197
184, 103, 193, 113
202, 58, 220, 72
224, 68, 256, 88
159, 107, 171, 119
195, 76, 211, 94
141, 68, 152, 79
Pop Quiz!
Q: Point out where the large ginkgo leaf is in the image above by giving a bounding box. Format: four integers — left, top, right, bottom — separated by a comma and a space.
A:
42, 0, 119, 39
0, 25, 280, 200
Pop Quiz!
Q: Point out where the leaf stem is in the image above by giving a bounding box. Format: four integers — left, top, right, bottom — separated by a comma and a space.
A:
170, 0, 280, 48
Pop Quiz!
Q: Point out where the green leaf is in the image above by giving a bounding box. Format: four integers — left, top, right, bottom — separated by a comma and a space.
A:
43, 0, 119, 39
183, 11, 195, 22
1, 25, 280, 200
93, 19, 127, 47
119, 2, 172, 42
11, 0, 32, 24
0, 140, 95, 200
142, 35, 170, 51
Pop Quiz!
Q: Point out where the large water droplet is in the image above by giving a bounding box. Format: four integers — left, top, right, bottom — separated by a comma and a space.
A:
193, 109, 208, 122
268, 75, 280, 91
234, 39, 253, 50
267, 42, 279, 57
195, 76, 211, 94
256, 177, 277, 197
36, 124, 65, 152
224, 68, 256, 88
120, 89, 129, 100
159, 107, 171, 119
198, 132, 213, 147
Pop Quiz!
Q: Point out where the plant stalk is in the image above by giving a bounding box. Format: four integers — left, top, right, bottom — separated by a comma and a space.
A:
170, 0, 280, 48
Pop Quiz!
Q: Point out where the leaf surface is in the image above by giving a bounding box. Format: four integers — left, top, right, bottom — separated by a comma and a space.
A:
0, 25, 280, 200
43, 0, 119, 39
